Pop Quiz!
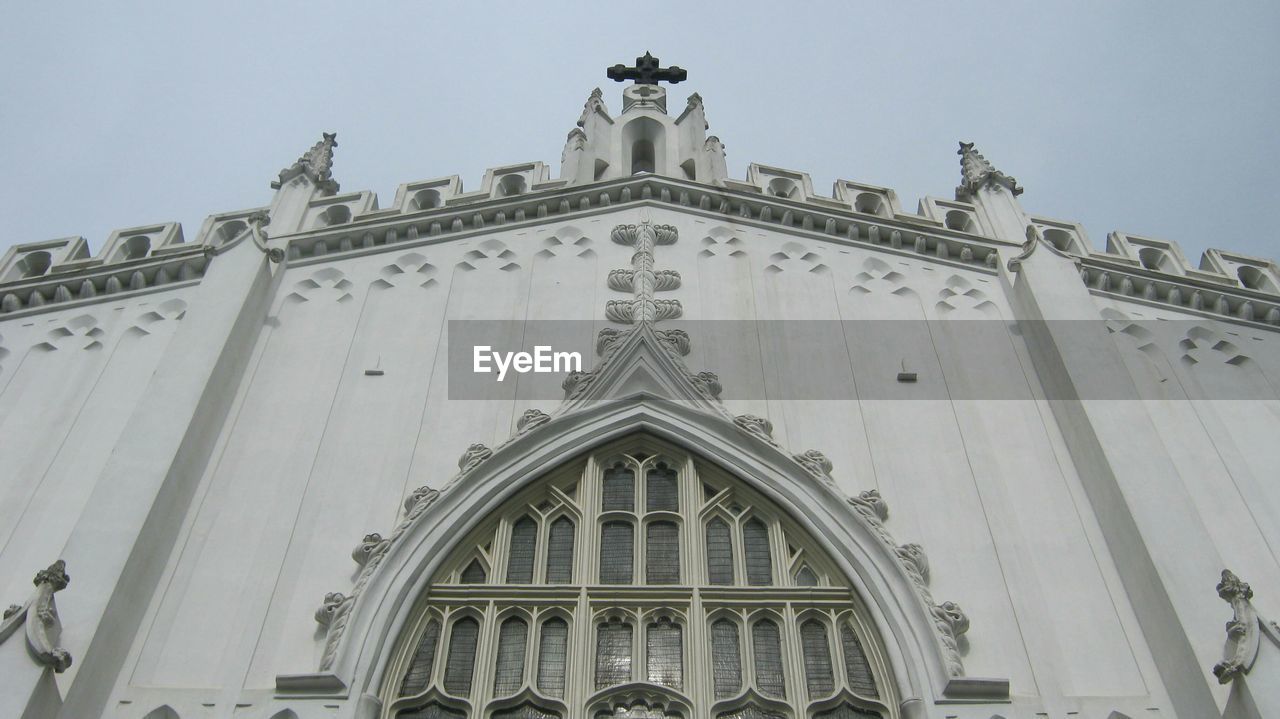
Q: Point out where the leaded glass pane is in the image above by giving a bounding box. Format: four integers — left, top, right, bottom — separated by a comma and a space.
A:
794, 565, 818, 586
603, 464, 635, 511
493, 617, 528, 696
646, 521, 680, 584
716, 707, 786, 719
646, 464, 679, 512
710, 619, 741, 698
752, 619, 785, 698
743, 519, 773, 586
595, 620, 632, 688
646, 619, 683, 689
705, 518, 734, 585
399, 619, 440, 696
491, 702, 562, 719
443, 617, 479, 697
546, 516, 575, 584
813, 703, 881, 719
537, 617, 569, 697
460, 559, 486, 584
600, 521, 634, 584
507, 516, 538, 583
841, 624, 879, 698
396, 702, 467, 719
801, 619, 835, 698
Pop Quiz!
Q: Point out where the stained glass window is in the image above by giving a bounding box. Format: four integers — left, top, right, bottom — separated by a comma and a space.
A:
600, 521, 634, 584
595, 620, 633, 689
537, 618, 569, 697
646, 521, 680, 584
443, 617, 479, 697
801, 619, 835, 698
399, 619, 440, 697
507, 516, 538, 583
493, 616, 528, 696
646, 464, 679, 512
841, 624, 879, 699
646, 619, 683, 689
710, 619, 741, 698
603, 464, 635, 512
546, 516, 575, 583
705, 518, 734, 585
460, 558, 486, 584
743, 518, 773, 586
394, 442, 892, 718
752, 619, 786, 698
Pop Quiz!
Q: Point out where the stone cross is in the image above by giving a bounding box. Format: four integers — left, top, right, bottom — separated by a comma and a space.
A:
607, 52, 687, 86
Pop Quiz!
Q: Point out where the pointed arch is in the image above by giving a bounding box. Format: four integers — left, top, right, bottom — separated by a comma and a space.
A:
327, 399, 987, 711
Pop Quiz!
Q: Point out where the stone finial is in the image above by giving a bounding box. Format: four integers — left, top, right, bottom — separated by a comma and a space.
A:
956, 141, 1022, 200
272, 132, 340, 194
577, 88, 607, 128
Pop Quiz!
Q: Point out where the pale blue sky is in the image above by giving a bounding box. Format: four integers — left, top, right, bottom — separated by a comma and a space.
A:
2, 1, 1277, 263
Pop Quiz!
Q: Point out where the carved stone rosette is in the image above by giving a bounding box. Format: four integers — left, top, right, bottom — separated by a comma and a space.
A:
0, 560, 73, 672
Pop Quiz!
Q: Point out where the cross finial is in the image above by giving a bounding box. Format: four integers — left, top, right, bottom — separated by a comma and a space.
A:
607, 51, 687, 86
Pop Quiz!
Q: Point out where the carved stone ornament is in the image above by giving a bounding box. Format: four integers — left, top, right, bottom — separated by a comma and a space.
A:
314, 592, 347, 626
0, 560, 73, 672
457, 443, 493, 474
517, 409, 552, 434
931, 600, 971, 676
849, 489, 890, 522
896, 543, 930, 584
1211, 569, 1280, 684
692, 371, 722, 399
272, 132, 339, 194
351, 533, 389, 567
955, 140, 1022, 201
404, 485, 439, 513
562, 369, 596, 400
653, 328, 691, 357
733, 414, 776, 444
793, 449, 834, 479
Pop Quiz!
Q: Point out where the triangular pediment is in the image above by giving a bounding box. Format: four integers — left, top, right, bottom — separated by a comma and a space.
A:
560, 323, 722, 411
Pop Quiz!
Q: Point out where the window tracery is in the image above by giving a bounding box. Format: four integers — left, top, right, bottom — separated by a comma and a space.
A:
385, 438, 893, 718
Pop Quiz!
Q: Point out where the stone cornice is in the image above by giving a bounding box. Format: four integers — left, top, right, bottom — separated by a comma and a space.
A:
275, 176, 1008, 275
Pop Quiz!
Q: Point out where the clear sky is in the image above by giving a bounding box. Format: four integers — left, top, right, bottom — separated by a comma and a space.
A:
2, 1, 1277, 264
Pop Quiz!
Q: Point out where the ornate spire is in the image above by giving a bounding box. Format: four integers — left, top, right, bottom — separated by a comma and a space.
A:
272, 132, 339, 194
956, 141, 1022, 200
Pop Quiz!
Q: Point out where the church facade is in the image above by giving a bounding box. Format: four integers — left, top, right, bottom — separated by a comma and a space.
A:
1, 57, 1279, 719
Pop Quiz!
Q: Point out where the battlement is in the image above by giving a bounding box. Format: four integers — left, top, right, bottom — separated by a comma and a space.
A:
4, 97, 1277, 328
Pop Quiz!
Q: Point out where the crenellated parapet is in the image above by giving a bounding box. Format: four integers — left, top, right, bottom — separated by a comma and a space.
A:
0, 223, 210, 317
1021, 220, 1280, 326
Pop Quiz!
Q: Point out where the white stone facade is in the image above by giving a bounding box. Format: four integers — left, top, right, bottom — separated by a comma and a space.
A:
1, 72, 1279, 719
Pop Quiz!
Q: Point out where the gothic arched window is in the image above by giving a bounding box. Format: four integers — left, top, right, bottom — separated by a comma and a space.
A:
385, 437, 894, 718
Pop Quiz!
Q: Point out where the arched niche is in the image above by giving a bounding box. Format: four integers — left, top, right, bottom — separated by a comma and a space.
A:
622, 117, 667, 176
329, 400, 966, 716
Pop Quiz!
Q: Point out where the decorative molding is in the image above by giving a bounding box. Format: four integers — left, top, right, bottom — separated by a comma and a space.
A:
273, 132, 339, 194
0, 560, 73, 673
